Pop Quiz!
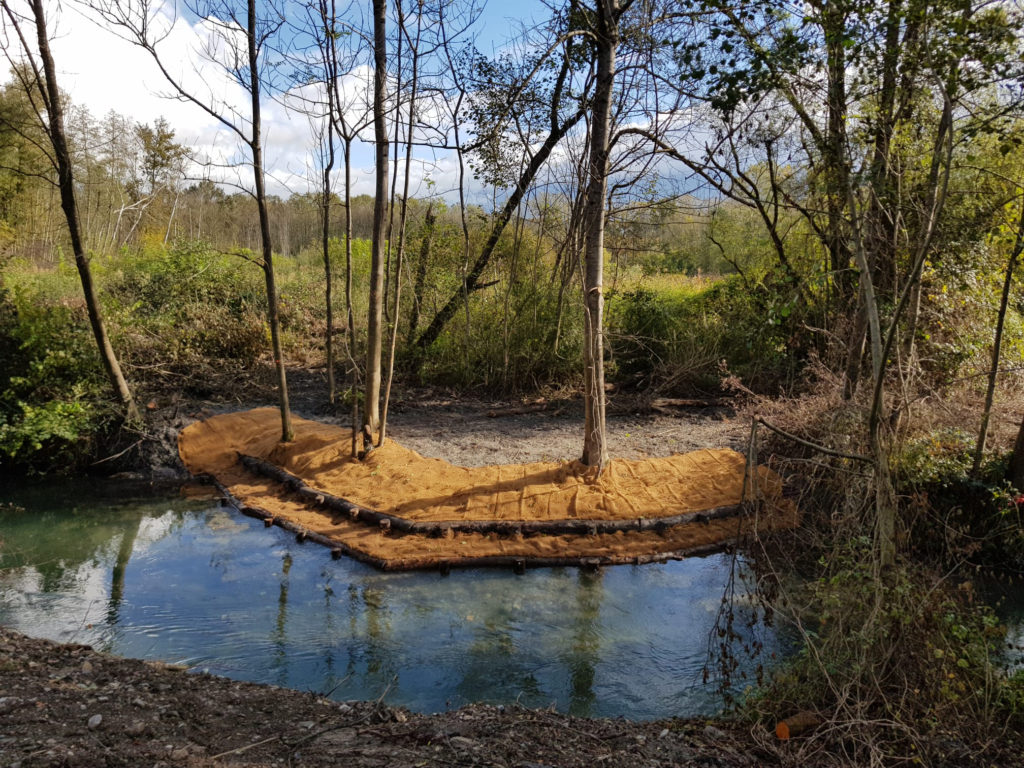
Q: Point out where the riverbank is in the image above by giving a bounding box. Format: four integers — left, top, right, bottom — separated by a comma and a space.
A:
0, 626, 768, 768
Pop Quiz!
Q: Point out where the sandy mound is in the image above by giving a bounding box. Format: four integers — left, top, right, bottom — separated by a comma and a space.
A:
179, 408, 795, 570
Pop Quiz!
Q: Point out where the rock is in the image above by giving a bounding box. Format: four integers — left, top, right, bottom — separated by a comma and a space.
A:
703, 724, 727, 740
81, 661, 94, 674
449, 736, 477, 750
659, 728, 670, 738
170, 748, 189, 762
87, 714, 103, 730
0, 697, 23, 715
297, 721, 315, 730
393, 709, 408, 723
126, 720, 147, 737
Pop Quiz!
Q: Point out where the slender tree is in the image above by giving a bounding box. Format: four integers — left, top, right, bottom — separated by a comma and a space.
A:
578, 0, 633, 470
91, 0, 294, 442
0, 0, 139, 422
973, 199, 1024, 474
363, 0, 389, 450
378, 0, 424, 446
413, 19, 593, 354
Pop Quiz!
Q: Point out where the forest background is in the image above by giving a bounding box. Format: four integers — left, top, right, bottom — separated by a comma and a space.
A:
2, 0, 1024, 764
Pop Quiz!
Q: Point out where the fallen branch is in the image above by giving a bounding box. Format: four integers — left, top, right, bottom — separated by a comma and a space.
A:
486, 401, 552, 418
650, 397, 727, 412
755, 417, 871, 463
210, 735, 280, 761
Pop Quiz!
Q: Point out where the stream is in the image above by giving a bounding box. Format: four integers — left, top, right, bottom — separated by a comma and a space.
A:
1, 479, 780, 719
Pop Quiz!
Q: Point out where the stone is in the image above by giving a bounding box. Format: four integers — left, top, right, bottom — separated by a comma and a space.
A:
0, 697, 22, 715
81, 661, 94, 674
87, 714, 103, 730
126, 721, 147, 737
170, 748, 189, 762
703, 724, 727, 740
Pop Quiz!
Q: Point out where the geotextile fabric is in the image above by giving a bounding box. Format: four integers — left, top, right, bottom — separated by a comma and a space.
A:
178, 408, 796, 569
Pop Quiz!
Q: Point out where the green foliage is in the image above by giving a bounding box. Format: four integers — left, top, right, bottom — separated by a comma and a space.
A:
0, 399, 93, 461
0, 279, 105, 470
414, 266, 583, 391
102, 239, 268, 370
895, 430, 1024, 569
606, 274, 796, 393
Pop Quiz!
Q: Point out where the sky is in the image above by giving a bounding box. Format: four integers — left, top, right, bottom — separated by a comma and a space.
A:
8, 0, 550, 199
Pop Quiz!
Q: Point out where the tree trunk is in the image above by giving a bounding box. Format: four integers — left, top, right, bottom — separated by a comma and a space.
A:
379, 1, 422, 446
973, 203, 1024, 473
26, 0, 139, 422
406, 202, 435, 343
321, 104, 337, 404
413, 105, 587, 356
343, 140, 359, 459
364, 0, 389, 442
248, 0, 292, 443
579, 2, 619, 471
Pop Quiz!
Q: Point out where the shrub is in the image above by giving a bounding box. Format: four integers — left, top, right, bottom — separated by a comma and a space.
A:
0, 282, 105, 471
746, 545, 1023, 765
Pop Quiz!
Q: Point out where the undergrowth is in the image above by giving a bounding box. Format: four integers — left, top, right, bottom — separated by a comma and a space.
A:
727, 379, 1024, 766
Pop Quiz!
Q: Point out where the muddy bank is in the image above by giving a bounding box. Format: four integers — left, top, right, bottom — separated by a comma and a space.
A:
0, 626, 770, 768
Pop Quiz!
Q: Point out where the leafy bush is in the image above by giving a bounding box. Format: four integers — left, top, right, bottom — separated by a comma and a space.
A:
606, 274, 797, 393
0, 282, 105, 471
103, 240, 268, 370
895, 430, 1024, 569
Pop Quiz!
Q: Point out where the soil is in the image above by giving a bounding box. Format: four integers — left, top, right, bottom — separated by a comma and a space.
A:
0, 627, 776, 768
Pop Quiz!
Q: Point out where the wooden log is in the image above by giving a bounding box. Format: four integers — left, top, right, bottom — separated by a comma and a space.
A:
205, 476, 391, 571
650, 397, 727, 411
775, 711, 822, 740
197, 474, 741, 571
486, 401, 550, 418
237, 453, 746, 537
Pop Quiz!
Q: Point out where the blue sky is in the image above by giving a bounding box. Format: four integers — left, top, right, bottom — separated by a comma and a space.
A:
18, 0, 555, 200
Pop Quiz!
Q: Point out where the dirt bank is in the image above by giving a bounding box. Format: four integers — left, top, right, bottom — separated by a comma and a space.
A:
0, 626, 771, 768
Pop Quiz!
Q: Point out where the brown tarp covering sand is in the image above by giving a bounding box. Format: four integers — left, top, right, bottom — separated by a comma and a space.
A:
179, 408, 797, 570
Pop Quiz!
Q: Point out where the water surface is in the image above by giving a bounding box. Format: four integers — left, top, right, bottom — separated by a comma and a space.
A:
0, 481, 776, 719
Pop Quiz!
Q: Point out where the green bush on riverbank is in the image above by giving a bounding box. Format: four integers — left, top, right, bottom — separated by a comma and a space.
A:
0, 238, 783, 471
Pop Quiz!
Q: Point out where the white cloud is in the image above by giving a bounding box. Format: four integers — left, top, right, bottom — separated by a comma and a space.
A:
1, 0, 535, 204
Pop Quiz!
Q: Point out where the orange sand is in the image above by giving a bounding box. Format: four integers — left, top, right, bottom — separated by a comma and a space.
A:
179, 408, 795, 569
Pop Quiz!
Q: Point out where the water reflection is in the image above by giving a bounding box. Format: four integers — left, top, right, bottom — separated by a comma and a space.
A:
0, 481, 783, 719
568, 570, 602, 716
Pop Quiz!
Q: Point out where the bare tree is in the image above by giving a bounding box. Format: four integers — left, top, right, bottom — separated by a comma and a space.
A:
363, 0, 389, 451
413, 14, 593, 354
578, 0, 635, 471
378, 0, 424, 446
0, 0, 139, 422
972, 199, 1024, 474
90, 0, 294, 442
